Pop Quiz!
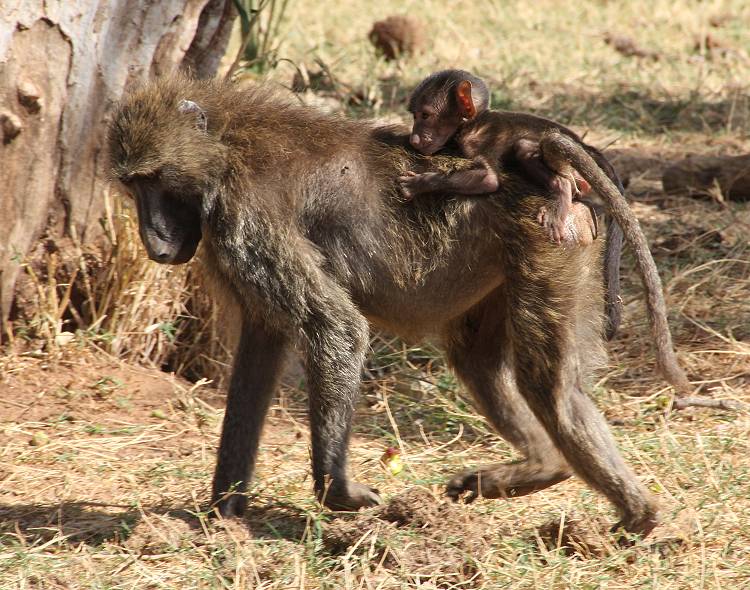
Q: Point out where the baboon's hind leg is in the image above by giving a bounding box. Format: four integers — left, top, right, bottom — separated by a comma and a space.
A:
444, 292, 572, 502
507, 233, 659, 535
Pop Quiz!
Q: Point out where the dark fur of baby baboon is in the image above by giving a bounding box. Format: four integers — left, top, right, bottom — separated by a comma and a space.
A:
108, 74, 662, 538
369, 15, 424, 61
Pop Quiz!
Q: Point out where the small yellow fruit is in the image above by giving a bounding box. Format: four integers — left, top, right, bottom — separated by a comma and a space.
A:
30, 432, 49, 447
380, 446, 403, 475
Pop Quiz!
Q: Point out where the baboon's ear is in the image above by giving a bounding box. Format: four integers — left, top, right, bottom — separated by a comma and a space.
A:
456, 80, 476, 119
178, 99, 208, 132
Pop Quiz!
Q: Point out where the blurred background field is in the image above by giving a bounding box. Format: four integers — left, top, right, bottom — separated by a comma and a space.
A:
277, 0, 750, 132
1, 1, 749, 588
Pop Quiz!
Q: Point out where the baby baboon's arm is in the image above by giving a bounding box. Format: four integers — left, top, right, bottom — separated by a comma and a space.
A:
399, 156, 499, 199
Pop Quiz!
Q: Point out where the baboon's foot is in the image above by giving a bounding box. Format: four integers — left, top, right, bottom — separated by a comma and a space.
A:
538, 202, 597, 246
568, 201, 598, 245
536, 205, 567, 244
321, 481, 383, 511
212, 493, 248, 519
445, 461, 572, 503
611, 507, 660, 542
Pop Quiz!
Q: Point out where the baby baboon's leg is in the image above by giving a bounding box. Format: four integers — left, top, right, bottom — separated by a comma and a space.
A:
515, 139, 576, 244
444, 293, 572, 502
212, 319, 289, 517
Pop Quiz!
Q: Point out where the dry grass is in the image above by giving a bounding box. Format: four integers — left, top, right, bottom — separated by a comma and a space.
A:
2, 0, 750, 588
272, 0, 750, 134
7, 193, 235, 387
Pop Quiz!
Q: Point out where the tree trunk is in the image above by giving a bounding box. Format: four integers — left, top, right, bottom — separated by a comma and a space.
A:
0, 0, 236, 322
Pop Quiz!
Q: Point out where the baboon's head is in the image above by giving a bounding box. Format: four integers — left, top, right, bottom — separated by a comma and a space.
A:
407, 69, 490, 156
108, 76, 228, 264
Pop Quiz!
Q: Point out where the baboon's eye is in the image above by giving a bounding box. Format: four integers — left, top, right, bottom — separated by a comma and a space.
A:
421, 112, 430, 120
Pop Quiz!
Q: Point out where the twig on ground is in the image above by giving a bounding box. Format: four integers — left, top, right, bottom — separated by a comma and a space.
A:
672, 397, 748, 411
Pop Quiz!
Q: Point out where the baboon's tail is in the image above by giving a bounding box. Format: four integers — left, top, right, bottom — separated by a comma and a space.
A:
540, 130, 690, 393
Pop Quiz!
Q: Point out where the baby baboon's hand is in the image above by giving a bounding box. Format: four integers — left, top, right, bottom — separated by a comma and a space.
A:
398, 171, 439, 199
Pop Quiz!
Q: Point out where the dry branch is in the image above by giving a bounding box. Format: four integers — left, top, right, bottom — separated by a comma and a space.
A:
663, 154, 750, 202
672, 396, 748, 412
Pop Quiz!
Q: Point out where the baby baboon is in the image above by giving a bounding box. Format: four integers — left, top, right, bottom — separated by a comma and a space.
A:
400, 70, 604, 240
401, 70, 627, 340
400, 70, 675, 359
108, 74, 668, 537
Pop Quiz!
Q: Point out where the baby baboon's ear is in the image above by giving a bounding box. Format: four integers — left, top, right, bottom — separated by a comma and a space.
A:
178, 99, 208, 132
456, 80, 476, 119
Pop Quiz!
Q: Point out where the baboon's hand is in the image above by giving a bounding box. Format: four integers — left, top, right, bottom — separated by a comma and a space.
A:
321, 481, 383, 511
398, 171, 439, 199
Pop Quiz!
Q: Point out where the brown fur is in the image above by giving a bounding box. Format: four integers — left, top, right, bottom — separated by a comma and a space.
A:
107, 73, 660, 536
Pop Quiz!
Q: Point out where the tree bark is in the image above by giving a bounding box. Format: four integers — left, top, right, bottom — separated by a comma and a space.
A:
0, 0, 236, 322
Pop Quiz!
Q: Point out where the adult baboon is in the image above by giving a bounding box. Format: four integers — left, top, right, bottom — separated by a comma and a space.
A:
108, 74, 659, 535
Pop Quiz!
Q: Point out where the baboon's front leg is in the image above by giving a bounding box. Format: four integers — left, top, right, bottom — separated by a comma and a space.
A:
304, 299, 382, 510
216, 225, 381, 511
212, 319, 289, 517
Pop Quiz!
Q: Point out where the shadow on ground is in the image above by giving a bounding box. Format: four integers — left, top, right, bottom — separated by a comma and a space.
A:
0, 499, 311, 547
